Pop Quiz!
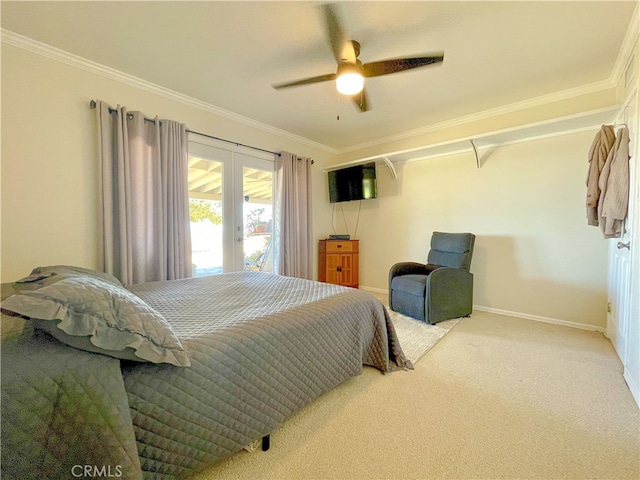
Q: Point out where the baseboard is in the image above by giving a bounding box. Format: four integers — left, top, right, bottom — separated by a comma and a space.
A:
471, 305, 606, 332
359, 285, 387, 295
359, 286, 605, 333
623, 369, 640, 409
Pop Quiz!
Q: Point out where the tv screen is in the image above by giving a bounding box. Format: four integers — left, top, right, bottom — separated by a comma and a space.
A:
328, 162, 377, 203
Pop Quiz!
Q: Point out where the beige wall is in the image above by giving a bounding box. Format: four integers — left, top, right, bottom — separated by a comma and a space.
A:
1, 45, 335, 282
1, 42, 610, 329
323, 131, 610, 328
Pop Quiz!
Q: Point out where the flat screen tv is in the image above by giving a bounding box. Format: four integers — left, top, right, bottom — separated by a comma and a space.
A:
328, 162, 377, 203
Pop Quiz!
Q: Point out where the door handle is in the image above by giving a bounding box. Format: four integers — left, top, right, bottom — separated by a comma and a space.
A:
617, 241, 630, 250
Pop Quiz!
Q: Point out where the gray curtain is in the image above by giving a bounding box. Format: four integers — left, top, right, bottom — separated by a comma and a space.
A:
95, 101, 191, 285
273, 151, 314, 279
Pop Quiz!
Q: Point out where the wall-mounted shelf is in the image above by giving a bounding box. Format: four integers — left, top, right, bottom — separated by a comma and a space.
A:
327, 106, 619, 175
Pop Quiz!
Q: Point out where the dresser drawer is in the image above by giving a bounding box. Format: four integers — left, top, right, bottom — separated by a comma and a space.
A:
325, 241, 356, 253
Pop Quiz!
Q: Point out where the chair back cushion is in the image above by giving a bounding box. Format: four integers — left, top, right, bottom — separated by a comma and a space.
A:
427, 232, 475, 271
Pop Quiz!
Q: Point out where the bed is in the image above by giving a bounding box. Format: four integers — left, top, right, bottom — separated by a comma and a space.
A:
1, 267, 410, 479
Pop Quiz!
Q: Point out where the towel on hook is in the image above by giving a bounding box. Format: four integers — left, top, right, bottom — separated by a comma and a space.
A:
586, 125, 616, 226
598, 126, 630, 238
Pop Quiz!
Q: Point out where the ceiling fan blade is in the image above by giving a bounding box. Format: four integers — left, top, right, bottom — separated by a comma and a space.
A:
272, 73, 337, 89
351, 88, 369, 112
363, 54, 444, 78
322, 4, 356, 63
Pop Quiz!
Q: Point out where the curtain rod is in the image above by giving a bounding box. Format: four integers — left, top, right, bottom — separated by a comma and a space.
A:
89, 100, 281, 157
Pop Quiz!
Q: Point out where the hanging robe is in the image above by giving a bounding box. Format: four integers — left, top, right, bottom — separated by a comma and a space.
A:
598, 127, 630, 239
586, 125, 616, 226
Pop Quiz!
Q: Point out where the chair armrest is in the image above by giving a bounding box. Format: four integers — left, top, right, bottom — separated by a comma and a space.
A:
426, 267, 474, 323
389, 262, 443, 279
389, 262, 427, 285
428, 266, 473, 289
388, 262, 429, 311
388, 262, 442, 294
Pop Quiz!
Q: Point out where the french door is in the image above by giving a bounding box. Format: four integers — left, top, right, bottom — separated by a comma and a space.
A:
187, 138, 274, 275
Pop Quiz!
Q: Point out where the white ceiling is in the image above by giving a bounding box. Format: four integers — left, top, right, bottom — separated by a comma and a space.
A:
1, 1, 636, 150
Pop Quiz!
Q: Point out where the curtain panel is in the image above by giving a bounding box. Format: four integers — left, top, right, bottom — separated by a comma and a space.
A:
95, 101, 191, 285
274, 151, 314, 279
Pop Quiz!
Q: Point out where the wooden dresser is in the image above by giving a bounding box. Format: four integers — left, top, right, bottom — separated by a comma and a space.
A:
318, 239, 359, 288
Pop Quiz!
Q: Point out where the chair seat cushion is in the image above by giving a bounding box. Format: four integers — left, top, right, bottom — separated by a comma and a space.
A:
391, 274, 428, 297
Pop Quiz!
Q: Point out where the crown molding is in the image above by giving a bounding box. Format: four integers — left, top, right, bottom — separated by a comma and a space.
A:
1, 29, 337, 155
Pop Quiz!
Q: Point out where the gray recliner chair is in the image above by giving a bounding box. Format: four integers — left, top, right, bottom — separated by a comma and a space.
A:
389, 232, 475, 324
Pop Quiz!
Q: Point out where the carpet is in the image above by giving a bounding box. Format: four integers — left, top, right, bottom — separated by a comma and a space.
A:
193, 310, 639, 480
386, 307, 460, 364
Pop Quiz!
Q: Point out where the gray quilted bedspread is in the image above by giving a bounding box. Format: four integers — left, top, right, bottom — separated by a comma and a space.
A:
126, 272, 409, 478
1, 284, 143, 480
1, 273, 409, 479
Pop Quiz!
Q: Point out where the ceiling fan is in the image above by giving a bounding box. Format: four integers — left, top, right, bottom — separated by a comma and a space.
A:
272, 4, 445, 112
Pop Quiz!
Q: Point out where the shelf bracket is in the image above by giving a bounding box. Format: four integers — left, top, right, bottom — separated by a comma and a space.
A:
382, 156, 398, 180
470, 140, 480, 169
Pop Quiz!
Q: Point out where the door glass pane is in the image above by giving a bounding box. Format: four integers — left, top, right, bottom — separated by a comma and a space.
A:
242, 166, 273, 273
188, 156, 223, 276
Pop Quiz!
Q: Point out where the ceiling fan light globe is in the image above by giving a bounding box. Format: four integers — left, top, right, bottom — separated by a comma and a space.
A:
336, 73, 364, 95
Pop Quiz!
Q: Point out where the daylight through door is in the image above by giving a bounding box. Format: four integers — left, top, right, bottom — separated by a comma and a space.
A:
187, 139, 274, 276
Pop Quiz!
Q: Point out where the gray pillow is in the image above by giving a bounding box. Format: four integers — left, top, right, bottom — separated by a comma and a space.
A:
16, 265, 123, 288
1, 274, 190, 367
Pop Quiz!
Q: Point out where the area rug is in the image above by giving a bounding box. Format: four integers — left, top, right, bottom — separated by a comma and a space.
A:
386, 307, 460, 365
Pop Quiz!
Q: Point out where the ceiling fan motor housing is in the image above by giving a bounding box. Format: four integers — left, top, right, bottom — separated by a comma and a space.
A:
336, 60, 364, 95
